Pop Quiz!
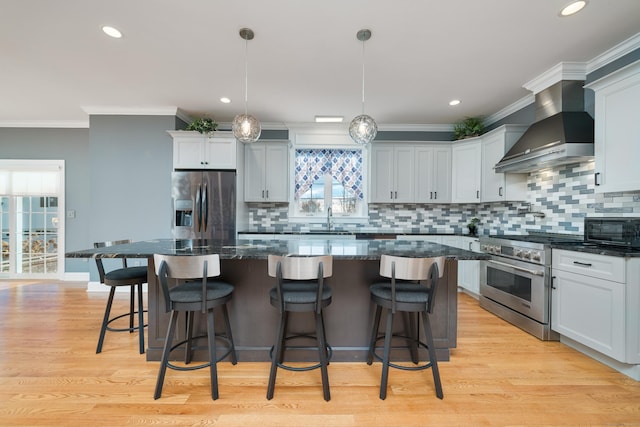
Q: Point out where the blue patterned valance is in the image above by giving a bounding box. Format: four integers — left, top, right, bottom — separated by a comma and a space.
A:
294, 149, 363, 200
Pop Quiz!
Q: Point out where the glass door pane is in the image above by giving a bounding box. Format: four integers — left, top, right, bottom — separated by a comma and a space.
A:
16, 196, 58, 275
1, 197, 8, 273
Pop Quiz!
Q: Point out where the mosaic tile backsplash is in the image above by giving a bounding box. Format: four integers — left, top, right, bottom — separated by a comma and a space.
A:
246, 161, 640, 236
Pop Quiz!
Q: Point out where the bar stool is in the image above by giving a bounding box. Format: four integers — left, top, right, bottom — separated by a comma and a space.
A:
367, 255, 445, 400
266, 254, 333, 401
153, 254, 236, 400
94, 240, 148, 354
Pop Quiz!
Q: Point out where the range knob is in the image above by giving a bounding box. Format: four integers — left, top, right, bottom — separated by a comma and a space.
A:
514, 249, 522, 258
523, 251, 532, 260
531, 252, 541, 262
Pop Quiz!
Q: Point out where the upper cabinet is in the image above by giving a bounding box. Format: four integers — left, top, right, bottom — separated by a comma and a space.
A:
169, 131, 237, 170
415, 145, 452, 203
586, 61, 640, 193
244, 142, 289, 202
480, 125, 528, 202
451, 137, 482, 203
370, 144, 415, 203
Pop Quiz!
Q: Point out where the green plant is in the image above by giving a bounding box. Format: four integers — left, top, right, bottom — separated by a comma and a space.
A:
186, 117, 218, 134
453, 117, 485, 140
467, 217, 480, 235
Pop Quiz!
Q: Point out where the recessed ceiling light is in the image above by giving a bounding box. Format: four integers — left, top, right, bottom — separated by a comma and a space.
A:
449, 99, 461, 106
220, 97, 231, 104
315, 116, 344, 123
560, 1, 587, 16
102, 26, 122, 38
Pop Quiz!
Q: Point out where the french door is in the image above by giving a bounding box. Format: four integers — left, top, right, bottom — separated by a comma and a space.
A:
0, 160, 65, 279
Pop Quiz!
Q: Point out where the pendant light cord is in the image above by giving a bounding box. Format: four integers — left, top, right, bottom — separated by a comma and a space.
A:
244, 36, 249, 115
361, 39, 366, 115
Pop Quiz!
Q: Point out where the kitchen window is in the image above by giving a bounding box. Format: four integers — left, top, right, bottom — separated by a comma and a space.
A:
293, 148, 365, 219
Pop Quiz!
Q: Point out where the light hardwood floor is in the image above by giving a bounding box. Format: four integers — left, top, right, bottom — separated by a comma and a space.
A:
0, 280, 639, 426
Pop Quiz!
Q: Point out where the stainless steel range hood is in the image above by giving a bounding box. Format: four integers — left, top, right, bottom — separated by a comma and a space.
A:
494, 81, 594, 173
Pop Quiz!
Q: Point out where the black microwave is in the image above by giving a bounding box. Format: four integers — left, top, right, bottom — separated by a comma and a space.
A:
584, 217, 640, 249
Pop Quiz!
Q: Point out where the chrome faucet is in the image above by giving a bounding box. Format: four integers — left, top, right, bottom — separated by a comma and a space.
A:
327, 207, 333, 231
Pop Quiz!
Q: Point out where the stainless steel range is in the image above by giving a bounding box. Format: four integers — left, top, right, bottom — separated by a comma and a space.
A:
479, 234, 581, 341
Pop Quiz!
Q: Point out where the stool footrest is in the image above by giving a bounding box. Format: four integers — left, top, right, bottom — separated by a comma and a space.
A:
166, 334, 235, 372
105, 310, 148, 333
269, 333, 332, 372
369, 334, 434, 371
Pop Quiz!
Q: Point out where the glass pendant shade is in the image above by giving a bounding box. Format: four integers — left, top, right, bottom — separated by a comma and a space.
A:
232, 113, 261, 143
349, 114, 377, 145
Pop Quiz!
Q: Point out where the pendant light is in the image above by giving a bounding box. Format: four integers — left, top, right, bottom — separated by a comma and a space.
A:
232, 28, 261, 143
349, 29, 377, 145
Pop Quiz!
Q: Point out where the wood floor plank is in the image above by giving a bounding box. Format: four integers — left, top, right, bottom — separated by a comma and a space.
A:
0, 280, 639, 426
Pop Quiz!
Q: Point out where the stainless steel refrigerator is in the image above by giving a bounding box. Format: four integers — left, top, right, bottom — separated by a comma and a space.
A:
171, 170, 236, 241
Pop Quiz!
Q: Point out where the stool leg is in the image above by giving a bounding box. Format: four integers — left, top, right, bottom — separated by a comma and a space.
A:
185, 312, 194, 364
96, 287, 116, 354
221, 304, 237, 365
129, 285, 135, 332
422, 312, 443, 399
154, 310, 179, 399
267, 311, 287, 400
137, 283, 145, 354
315, 310, 331, 401
206, 309, 219, 400
367, 305, 383, 365
320, 311, 330, 364
403, 312, 419, 364
380, 308, 394, 400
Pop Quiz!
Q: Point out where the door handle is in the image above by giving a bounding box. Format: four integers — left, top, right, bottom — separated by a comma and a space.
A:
595, 172, 601, 186
499, 186, 503, 197
551, 276, 557, 290
573, 261, 593, 267
487, 259, 544, 276
476, 190, 480, 199
202, 183, 208, 232
434, 191, 437, 199
266, 190, 269, 199
195, 185, 202, 232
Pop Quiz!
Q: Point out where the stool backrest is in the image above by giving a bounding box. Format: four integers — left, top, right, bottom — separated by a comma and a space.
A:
267, 255, 333, 314
153, 254, 221, 313
379, 255, 444, 313
379, 255, 444, 280
94, 239, 133, 281
267, 255, 333, 280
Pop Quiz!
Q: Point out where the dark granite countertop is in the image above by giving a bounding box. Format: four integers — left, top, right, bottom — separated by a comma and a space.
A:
551, 242, 640, 258
66, 238, 489, 261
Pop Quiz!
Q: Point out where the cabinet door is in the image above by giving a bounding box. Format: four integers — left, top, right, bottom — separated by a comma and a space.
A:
589, 62, 640, 193
452, 140, 481, 203
244, 144, 267, 202
457, 237, 480, 294
264, 143, 289, 202
481, 132, 506, 202
433, 147, 452, 202
415, 147, 434, 202
370, 145, 395, 202
203, 137, 236, 170
173, 137, 205, 169
552, 269, 625, 361
393, 146, 415, 202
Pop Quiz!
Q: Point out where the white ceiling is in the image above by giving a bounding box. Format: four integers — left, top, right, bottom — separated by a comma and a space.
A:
2, 0, 640, 128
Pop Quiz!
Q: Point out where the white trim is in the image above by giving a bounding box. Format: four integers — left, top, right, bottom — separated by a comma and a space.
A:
0, 120, 89, 128
584, 59, 640, 90
87, 280, 148, 293
81, 106, 182, 116
587, 32, 640, 74
484, 94, 535, 125
63, 272, 90, 282
523, 62, 588, 94
377, 123, 453, 132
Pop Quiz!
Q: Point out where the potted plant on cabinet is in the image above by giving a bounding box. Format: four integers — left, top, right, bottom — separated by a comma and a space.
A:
453, 117, 485, 140
186, 117, 218, 135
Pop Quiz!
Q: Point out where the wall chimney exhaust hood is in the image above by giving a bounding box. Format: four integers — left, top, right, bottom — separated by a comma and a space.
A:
494, 80, 594, 174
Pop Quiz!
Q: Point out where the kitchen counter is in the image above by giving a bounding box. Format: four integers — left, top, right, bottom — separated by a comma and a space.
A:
67, 238, 488, 363
550, 242, 640, 258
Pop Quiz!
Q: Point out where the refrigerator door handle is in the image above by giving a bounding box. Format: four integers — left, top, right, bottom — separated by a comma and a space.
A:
195, 184, 202, 232
202, 182, 208, 233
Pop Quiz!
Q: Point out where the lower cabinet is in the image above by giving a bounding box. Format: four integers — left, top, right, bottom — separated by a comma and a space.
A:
551, 249, 635, 363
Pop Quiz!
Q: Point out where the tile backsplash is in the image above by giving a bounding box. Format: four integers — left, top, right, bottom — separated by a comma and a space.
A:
246, 161, 640, 236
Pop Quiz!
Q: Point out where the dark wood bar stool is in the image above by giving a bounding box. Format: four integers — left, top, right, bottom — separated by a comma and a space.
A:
367, 255, 445, 400
94, 240, 148, 354
153, 254, 236, 400
266, 254, 333, 401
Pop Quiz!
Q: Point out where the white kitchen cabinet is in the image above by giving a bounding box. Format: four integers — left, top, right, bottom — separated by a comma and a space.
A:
244, 142, 289, 202
370, 144, 414, 203
480, 125, 528, 202
457, 236, 480, 295
451, 138, 482, 203
585, 61, 640, 193
552, 250, 628, 362
169, 131, 237, 170
415, 145, 452, 203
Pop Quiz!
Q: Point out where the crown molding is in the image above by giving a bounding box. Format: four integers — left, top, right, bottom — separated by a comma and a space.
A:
485, 93, 535, 125
523, 62, 588, 94
0, 120, 89, 128
81, 106, 181, 116
587, 32, 640, 74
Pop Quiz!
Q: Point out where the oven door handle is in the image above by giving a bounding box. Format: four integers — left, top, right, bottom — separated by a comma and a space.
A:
487, 259, 545, 276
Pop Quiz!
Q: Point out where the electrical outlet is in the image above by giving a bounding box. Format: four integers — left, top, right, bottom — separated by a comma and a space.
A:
66, 210, 76, 218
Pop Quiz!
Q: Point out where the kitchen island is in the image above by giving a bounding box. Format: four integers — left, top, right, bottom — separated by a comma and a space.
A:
67, 238, 488, 362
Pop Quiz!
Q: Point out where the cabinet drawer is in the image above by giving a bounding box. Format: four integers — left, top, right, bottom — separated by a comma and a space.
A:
552, 249, 625, 283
